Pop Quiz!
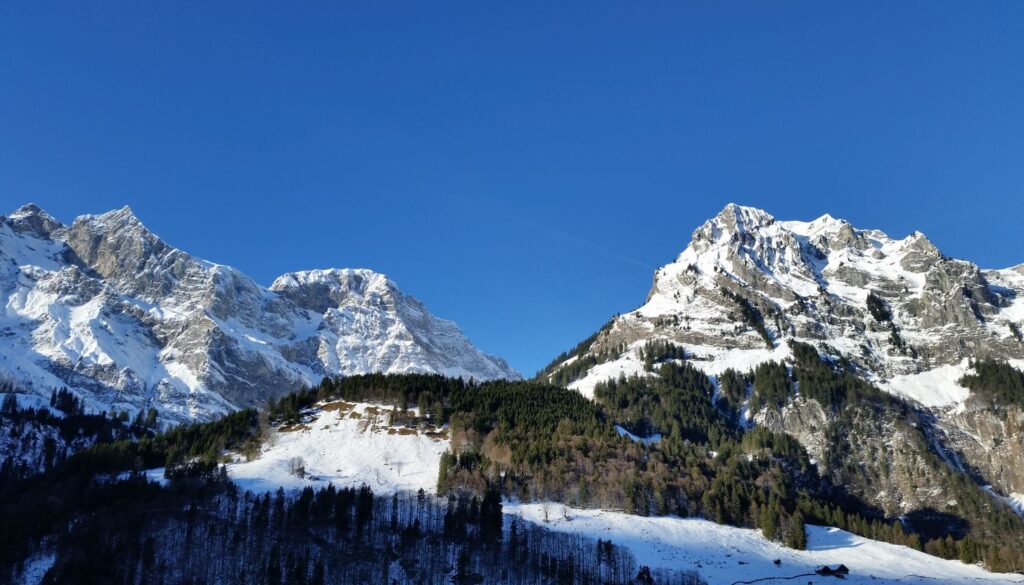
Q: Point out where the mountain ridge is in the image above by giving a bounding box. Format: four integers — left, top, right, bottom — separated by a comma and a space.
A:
540, 203, 1024, 521
0, 203, 519, 425
546, 202, 1024, 404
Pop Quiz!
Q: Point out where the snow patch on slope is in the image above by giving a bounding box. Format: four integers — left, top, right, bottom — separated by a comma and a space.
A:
880, 358, 1024, 409
881, 362, 972, 408
228, 402, 448, 495
568, 344, 649, 399
15, 552, 55, 585
684, 343, 792, 377
615, 425, 662, 445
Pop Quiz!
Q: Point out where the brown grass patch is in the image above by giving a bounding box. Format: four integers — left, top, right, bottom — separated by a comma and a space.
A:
278, 423, 310, 433
321, 401, 354, 412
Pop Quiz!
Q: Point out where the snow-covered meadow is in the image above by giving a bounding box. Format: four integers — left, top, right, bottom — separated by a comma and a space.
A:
507, 503, 1024, 585
227, 401, 448, 494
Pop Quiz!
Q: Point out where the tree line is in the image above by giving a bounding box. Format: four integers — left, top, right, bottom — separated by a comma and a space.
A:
3, 466, 703, 584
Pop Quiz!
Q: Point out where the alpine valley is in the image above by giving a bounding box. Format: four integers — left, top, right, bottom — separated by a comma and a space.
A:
5, 203, 1024, 585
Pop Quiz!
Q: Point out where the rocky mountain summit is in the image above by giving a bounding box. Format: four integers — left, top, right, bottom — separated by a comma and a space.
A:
542, 203, 1024, 518
546, 203, 1024, 401
0, 204, 518, 425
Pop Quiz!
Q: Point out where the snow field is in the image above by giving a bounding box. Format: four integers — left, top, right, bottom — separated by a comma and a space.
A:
506, 503, 1024, 585
227, 401, 449, 494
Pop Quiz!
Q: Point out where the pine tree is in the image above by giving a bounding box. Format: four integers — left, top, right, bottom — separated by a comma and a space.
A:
145, 407, 158, 428
785, 511, 807, 550
760, 499, 781, 542
479, 485, 503, 543
1, 392, 16, 415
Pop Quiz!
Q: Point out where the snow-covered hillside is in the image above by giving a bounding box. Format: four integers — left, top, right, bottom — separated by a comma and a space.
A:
508, 503, 1024, 585
228, 401, 448, 494
220, 403, 1021, 585
0, 204, 518, 425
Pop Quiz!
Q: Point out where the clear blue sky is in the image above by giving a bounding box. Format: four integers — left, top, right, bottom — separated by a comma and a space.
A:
2, 2, 1023, 375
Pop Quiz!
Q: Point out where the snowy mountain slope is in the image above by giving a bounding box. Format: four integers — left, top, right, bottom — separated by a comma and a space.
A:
0, 204, 518, 425
540, 203, 1024, 520
508, 503, 1024, 585
227, 400, 448, 494
545, 203, 1024, 407
218, 401, 1021, 585
270, 269, 515, 382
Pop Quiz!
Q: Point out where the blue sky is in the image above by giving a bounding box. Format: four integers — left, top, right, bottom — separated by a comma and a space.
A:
2, 2, 1023, 375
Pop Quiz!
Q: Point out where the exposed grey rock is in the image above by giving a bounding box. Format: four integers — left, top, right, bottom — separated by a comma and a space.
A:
545, 203, 1024, 390
0, 204, 519, 425
542, 203, 1024, 517
940, 404, 1024, 496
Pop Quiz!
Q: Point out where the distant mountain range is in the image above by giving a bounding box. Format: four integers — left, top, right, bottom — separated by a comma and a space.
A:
0, 204, 518, 425
7, 202, 1024, 583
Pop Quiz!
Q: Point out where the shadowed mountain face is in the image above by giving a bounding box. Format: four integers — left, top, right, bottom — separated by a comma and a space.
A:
0, 204, 519, 424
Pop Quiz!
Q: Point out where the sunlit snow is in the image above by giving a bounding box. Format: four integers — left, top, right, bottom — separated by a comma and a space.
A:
228, 401, 449, 495
507, 503, 1024, 585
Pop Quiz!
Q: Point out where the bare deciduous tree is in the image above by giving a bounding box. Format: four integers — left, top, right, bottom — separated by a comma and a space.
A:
288, 456, 305, 478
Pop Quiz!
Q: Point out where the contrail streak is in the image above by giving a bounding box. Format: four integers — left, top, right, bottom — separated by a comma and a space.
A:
447, 193, 655, 271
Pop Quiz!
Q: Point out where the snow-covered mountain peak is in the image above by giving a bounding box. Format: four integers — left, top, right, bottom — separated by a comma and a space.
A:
59, 205, 206, 304
691, 204, 775, 245
713, 203, 776, 229
271, 266, 519, 383
0, 204, 520, 424
70, 205, 154, 243
903, 229, 939, 251
781, 212, 850, 239
271, 268, 398, 313
273, 267, 390, 292
675, 205, 953, 290
8, 202, 56, 221
71, 205, 154, 238
547, 206, 1024, 408
80, 204, 140, 223
5, 203, 65, 238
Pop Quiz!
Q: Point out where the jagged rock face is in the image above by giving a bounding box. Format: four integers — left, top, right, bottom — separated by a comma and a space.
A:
542, 203, 1024, 517
0, 204, 519, 425
270, 269, 521, 382
939, 405, 1024, 495
546, 203, 1024, 405
758, 399, 956, 516
754, 397, 829, 462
